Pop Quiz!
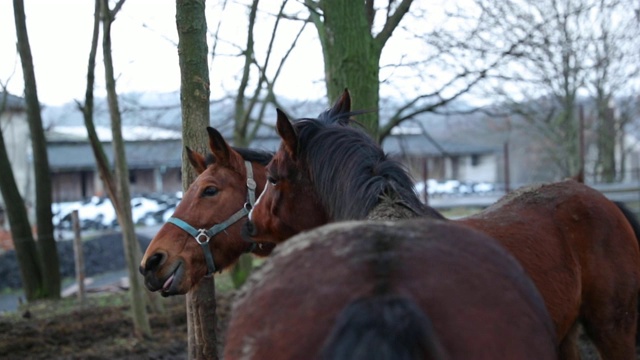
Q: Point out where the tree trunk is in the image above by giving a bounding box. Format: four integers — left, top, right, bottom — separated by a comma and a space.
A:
0, 121, 43, 300
176, 0, 218, 358
100, 0, 151, 339
597, 105, 616, 182
308, 0, 413, 141
312, 0, 381, 139
13, 0, 61, 299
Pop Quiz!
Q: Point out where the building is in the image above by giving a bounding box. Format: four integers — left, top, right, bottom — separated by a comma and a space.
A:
47, 126, 184, 202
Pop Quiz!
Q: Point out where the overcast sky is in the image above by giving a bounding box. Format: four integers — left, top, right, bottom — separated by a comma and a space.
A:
0, 0, 329, 106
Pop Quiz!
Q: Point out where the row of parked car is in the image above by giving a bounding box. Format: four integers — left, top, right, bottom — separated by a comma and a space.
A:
51, 180, 495, 231
413, 179, 497, 197
52, 192, 181, 231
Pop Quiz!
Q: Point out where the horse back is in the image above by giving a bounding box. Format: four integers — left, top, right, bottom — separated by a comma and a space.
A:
458, 179, 640, 341
224, 219, 557, 359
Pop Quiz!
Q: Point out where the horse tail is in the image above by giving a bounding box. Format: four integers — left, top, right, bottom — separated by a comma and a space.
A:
320, 294, 447, 360
614, 201, 640, 344
614, 201, 640, 246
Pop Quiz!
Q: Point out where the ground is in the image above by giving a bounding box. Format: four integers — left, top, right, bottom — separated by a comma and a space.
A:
0, 290, 233, 360
0, 288, 634, 359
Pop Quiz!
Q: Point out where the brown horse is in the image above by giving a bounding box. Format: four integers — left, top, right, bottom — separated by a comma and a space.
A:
225, 219, 557, 359
246, 91, 640, 359
139, 127, 274, 296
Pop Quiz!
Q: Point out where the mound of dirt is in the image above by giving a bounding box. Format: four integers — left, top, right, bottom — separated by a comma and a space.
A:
0, 291, 233, 360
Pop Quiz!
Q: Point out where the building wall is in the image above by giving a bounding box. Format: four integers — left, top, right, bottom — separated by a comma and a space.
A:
51, 171, 96, 202
397, 153, 499, 184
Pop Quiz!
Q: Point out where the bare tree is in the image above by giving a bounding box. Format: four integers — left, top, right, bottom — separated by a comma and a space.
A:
303, 0, 412, 140
451, 0, 640, 181
11, 0, 61, 300
585, 0, 640, 182
0, 88, 46, 301
176, 0, 218, 358
99, 0, 152, 338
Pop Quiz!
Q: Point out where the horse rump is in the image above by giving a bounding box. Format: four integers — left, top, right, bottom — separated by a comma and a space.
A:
320, 294, 446, 360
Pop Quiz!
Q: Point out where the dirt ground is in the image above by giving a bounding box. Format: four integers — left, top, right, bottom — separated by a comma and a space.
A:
0, 290, 233, 360
0, 288, 635, 359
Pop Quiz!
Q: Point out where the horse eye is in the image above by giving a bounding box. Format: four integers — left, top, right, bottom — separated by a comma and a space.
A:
202, 187, 218, 197
267, 176, 277, 185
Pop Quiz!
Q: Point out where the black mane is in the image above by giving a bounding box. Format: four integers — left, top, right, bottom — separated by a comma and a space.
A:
234, 147, 274, 166
293, 113, 441, 221
205, 147, 273, 166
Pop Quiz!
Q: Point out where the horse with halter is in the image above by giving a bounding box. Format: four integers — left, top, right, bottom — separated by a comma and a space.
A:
139, 127, 274, 296
245, 90, 640, 360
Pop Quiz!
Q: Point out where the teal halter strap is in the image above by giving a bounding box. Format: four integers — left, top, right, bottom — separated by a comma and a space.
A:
167, 160, 258, 275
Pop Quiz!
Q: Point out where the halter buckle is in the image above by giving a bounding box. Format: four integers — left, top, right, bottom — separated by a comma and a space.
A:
247, 178, 257, 190
195, 229, 211, 245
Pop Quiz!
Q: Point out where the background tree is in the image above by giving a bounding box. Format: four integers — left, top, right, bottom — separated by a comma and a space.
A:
585, 0, 640, 182
304, 0, 411, 140
176, 0, 218, 358
452, 0, 640, 181
99, 0, 152, 338
11, 0, 60, 300
0, 88, 46, 301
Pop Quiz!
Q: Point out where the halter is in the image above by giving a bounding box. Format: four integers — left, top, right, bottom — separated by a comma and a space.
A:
167, 160, 258, 275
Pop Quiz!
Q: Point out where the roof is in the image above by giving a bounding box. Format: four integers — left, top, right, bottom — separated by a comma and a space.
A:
48, 125, 182, 142
382, 133, 499, 157
47, 139, 183, 171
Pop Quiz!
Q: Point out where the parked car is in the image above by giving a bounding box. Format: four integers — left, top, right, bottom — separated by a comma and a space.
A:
52, 193, 180, 230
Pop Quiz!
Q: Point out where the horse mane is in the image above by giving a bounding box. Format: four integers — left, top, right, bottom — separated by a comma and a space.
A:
293, 116, 439, 221
204, 147, 273, 166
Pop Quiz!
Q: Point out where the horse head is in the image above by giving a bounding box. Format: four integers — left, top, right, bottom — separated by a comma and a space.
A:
245, 108, 330, 244
139, 127, 271, 296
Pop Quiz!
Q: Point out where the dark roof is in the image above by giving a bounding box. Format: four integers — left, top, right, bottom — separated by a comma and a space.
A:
382, 133, 499, 157
46, 130, 497, 172
47, 139, 183, 171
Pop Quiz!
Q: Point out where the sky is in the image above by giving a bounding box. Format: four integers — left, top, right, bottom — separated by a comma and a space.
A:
0, 0, 328, 107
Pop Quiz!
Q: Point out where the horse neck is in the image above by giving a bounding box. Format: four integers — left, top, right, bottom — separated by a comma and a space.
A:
365, 194, 421, 221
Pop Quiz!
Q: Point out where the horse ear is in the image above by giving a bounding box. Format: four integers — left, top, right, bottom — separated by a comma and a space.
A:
206, 127, 231, 167
328, 88, 351, 125
186, 146, 208, 174
276, 109, 298, 160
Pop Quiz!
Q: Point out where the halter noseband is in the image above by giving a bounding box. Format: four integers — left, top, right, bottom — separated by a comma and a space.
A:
166, 160, 258, 275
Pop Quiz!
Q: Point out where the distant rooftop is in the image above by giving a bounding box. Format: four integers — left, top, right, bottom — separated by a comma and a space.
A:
47, 125, 182, 142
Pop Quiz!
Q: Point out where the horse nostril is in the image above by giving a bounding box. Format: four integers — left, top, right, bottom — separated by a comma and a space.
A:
144, 253, 164, 272
243, 220, 257, 237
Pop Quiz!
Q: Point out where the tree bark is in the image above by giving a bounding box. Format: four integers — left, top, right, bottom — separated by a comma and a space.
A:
100, 0, 151, 338
307, 0, 412, 141
176, 0, 218, 358
13, 0, 61, 299
0, 112, 43, 301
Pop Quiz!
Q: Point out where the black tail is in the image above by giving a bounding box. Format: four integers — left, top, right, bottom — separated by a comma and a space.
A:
320, 295, 446, 360
614, 201, 640, 344
614, 201, 640, 245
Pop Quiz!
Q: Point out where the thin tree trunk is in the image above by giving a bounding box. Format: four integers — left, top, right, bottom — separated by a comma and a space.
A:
79, 0, 164, 316
100, 0, 151, 338
0, 121, 43, 300
13, 0, 60, 299
176, 0, 218, 358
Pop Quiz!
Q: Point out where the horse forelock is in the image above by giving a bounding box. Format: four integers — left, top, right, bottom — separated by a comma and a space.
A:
294, 119, 429, 221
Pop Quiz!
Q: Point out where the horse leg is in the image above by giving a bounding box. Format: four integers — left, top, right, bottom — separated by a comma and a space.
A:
581, 294, 637, 360
558, 321, 581, 360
